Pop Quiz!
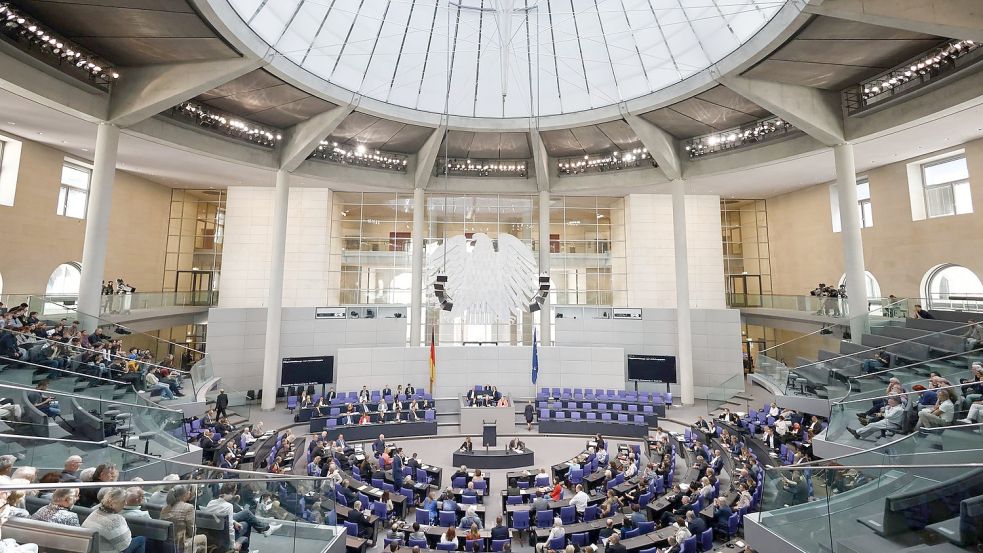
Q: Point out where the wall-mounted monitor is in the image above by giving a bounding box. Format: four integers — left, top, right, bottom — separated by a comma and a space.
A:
281, 356, 335, 385
626, 354, 677, 383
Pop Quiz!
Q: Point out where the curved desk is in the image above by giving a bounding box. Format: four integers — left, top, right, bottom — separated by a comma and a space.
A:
452, 448, 534, 469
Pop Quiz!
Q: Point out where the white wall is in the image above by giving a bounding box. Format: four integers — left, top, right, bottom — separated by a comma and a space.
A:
624, 194, 725, 309
207, 306, 407, 391
207, 305, 741, 400
554, 308, 743, 398
336, 346, 625, 398
219, 186, 334, 308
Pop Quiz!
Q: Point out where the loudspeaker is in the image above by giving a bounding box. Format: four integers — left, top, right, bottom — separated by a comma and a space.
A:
441, 301, 453, 312
529, 302, 541, 312
538, 276, 551, 292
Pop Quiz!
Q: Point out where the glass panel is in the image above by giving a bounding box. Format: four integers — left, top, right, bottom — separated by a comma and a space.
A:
923, 155, 968, 185
61, 164, 90, 190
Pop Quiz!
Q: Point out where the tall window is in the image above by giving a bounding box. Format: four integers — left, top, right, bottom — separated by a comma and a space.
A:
924, 264, 983, 311
46, 262, 82, 296
56, 161, 92, 218
857, 178, 873, 228
830, 177, 872, 232
922, 154, 972, 218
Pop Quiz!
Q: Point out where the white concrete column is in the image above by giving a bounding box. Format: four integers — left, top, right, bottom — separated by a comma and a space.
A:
834, 143, 869, 342
261, 170, 290, 411
672, 181, 695, 405
538, 189, 551, 344
410, 186, 426, 346
77, 123, 120, 329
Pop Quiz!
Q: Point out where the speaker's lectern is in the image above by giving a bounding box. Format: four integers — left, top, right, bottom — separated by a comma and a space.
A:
482, 420, 497, 450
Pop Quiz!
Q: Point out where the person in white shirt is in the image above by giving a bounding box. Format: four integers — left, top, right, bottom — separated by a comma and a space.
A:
535, 517, 565, 552
848, 397, 904, 439
673, 515, 692, 544
570, 484, 590, 518
774, 416, 790, 441
624, 461, 638, 479
915, 390, 955, 430
768, 403, 780, 418
121, 487, 151, 519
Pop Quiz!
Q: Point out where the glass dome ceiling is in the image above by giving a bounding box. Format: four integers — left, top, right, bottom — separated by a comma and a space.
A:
230, 0, 787, 119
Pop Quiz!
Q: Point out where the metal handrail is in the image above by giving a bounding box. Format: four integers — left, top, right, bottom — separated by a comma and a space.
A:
765, 463, 983, 472
0, 326, 192, 377
0, 354, 128, 387
0, 432, 329, 484
26, 294, 206, 358
0, 376, 182, 414
850, 344, 983, 382
836, 378, 978, 406
784, 421, 983, 469
759, 297, 910, 357
777, 318, 978, 381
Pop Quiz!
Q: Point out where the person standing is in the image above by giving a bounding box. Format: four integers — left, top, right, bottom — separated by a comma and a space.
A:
524, 402, 535, 431
216, 389, 229, 419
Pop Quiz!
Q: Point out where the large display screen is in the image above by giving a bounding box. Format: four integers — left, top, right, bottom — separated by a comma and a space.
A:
281, 356, 335, 385
626, 354, 677, 383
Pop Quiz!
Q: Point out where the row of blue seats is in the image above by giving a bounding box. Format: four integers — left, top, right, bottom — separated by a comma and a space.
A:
539, 400, 659, 414
538, 387, 671, 404
539, 409, 647, 424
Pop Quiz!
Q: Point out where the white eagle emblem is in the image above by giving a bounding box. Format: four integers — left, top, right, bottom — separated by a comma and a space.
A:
426, 233, 539, 323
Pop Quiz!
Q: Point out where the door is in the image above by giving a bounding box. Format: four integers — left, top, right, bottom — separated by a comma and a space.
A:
742, 339, 767, 372
728, 274, 762, 307
175, 270, 216, 306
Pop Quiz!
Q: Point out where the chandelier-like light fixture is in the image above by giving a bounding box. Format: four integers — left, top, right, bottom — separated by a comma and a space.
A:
557, 148, 654, 175
860, 39, 979, 103
0, 3, 118, 85
436, 158, 528, 178
171, 102, 281, 147
684, 117, 794, 159
309, 141, 408, 172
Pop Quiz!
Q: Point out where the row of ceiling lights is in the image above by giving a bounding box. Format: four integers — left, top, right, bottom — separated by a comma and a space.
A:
437, 158, 528, 177
861, 39, 978, 100
557, 148, 652, 175
0, 3, 118, 84
310, 141, 408, 172
173, 102, 282, 147
684, 117, 793, 158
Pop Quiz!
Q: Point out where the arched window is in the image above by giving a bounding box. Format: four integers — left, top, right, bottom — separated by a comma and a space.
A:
46, 262, 82, 296
838, 271, 881, 299
923, 264, 983, 311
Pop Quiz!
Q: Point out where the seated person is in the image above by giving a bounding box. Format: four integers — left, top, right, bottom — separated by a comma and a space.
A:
862, 350, 891, 374
459, 437, 474, 453
846, 396, 904, 440
466, 388, 478, 407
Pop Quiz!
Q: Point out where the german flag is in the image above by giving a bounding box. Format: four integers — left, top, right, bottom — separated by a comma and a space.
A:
429, 327, 436, 392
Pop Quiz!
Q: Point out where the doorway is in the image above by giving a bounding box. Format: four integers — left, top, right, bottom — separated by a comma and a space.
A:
728, 274, 762, 307
174, 270, 217, 306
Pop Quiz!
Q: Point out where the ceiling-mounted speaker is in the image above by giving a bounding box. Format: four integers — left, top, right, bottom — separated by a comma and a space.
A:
529, 302, 541, 312
441, 301, 453, 312
539, 276, 550, 292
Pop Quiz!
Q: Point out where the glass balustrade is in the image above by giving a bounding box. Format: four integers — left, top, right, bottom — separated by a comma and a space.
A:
0, 439, 342, 553
726, 293, 910, 320
0, 380, 188, 455
2, 296, 211, 398
757, 422, 983, 553
703, 372, 749, 416
753, 298, 973, 400
1, 291, 218, 316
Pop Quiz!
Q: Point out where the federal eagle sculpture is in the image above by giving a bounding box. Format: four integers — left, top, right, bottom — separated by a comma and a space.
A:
426, 233, 538, 323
